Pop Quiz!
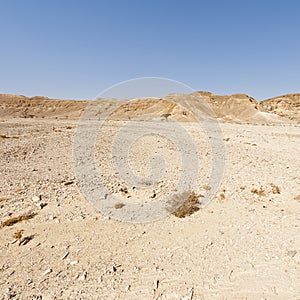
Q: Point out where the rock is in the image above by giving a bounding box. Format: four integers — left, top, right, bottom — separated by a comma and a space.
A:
287, 250, 297, 258
43, 268, 52, 276
32, 195, 41, 202
153, 280, 159, 289
36, 202, 47, 209
61, 251, 69, 260
125, 284, 130, 291
19, 235, 34, 246
70, 260, 78, 265
78, 272, 87, 281
151, 191, 156, 198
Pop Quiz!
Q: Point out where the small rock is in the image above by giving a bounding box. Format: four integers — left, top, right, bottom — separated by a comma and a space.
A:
36, 202, 47, 209
19, 235, 34, 246
61, 251, 69, 260
150, 191, 156, 198
78, 272, 87, 281
70, 260, 78, 265
64, 181, 74, 186
287, 250, 297, 258
43, 268, 52, 276
153, 280, 159, 289
125, 284, 131, 291
32, 196, 41, 202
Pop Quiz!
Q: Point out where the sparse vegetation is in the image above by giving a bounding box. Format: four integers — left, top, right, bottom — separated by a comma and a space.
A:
271, 184, 280, 194
251, 187, 266, 197
13, 230, 24, 240
219, 192, 226, 200
114, 202, 125, 209
294, 195, 300, 202
166, 191, 201, 218
202, 184, 211, 191
0, 212, 36, 229
0, 134, 18, 139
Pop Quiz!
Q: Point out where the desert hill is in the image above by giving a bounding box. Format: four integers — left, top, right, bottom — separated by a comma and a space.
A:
0, 92, 298, 124
258, 93, 300, 122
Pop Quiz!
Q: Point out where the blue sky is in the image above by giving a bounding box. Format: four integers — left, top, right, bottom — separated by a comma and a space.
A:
0, 0, 299, 100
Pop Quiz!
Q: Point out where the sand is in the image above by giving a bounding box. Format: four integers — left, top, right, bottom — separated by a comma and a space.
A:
0, 93, 299, 299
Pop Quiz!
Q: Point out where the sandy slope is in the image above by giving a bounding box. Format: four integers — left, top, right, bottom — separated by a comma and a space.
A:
1, 92, 298, 123
0, 93, 300, 299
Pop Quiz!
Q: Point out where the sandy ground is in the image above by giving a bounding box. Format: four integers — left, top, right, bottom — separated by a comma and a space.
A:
0, 116, 300, 299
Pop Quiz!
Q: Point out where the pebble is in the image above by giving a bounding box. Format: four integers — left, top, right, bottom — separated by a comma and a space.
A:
153, 280, 159, 289
36, 202, 47, 209
70, 260, 78, 265
287, 250, 297, 258
32, 196, 41, 202
78, 272, 87, 281
43, 268, 52, 276
125, 285, 130, 291
61, 251, 69, 260
151, 191, 156, 198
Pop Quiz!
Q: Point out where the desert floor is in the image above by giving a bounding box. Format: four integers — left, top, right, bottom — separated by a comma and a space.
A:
0, 117, 300, 299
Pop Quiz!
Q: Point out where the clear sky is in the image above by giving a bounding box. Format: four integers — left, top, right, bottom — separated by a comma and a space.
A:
1, 0, 299, 100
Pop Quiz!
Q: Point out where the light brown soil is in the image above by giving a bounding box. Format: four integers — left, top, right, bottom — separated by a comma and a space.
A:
0, 93, 299, 299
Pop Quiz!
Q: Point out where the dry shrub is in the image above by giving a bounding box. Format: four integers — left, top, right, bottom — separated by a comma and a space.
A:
251, 187, 266, 197
219, 192, 225, 200
114, 202, 125, 209
271, 184, 280, 194
0, 212, 36, 229
201, 185, 211, 191
294, 195, 300, 202
0, 134, 18, 139
13, 230, 24, 240
166, 191, 201, 218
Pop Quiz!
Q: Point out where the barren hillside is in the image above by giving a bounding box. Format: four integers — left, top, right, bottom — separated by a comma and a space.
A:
258, 93, 300, 122
0, 92, 298, 124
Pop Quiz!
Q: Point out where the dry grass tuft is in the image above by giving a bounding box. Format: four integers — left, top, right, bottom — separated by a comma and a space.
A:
0, 134, 18, 139
114, 202, 125, 209
271, 184, 280, 194
13, 230, 24, 240
251, 187, 266, 197
294, 195, 300, 202
0, 212, 36, 229
219, 192, 226, 200
201, 185, 211, 191
166, 192, 201, 218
